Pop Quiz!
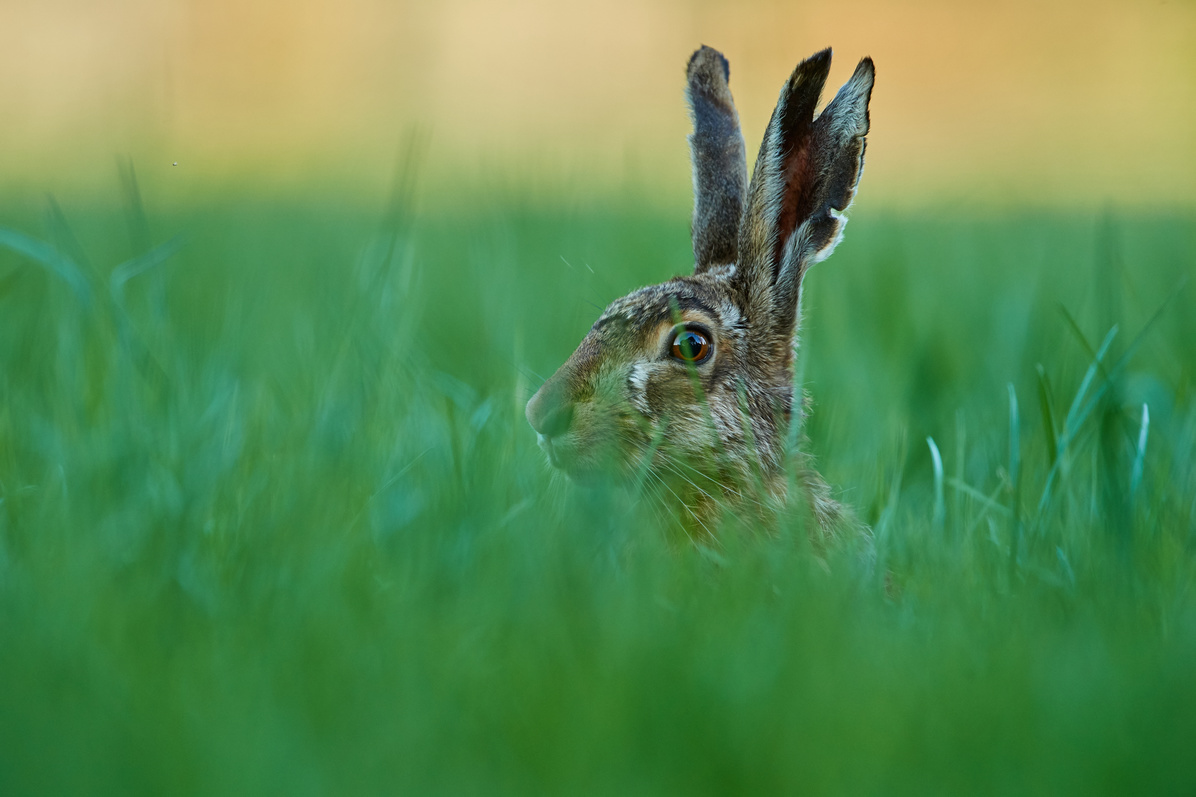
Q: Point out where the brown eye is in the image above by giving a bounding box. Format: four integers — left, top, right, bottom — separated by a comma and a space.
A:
670, 329, 712, 363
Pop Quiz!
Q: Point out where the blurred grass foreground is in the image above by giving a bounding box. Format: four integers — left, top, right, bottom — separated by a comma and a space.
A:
0, 176, 1194, 793
2, 0, 1196, 793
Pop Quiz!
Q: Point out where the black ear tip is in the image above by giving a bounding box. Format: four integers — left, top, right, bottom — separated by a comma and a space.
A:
788, 48, 833, 94
848, 57, 876, 100
688, 45, 730, 83
807, 48, 833, 68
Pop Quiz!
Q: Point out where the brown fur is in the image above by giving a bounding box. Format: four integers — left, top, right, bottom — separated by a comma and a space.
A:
687, 45, 747, 271
526, 47, 875, 545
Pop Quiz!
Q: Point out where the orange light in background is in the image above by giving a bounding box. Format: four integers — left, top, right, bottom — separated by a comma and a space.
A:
0, 0, 1193, 207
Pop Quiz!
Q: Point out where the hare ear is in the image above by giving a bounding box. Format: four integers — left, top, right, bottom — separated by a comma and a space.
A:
686, 46, 748, 272
737, 50, 874, 337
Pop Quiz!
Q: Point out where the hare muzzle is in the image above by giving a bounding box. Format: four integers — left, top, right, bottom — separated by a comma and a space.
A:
526, 378, 575, 468
525, 337, 636, 480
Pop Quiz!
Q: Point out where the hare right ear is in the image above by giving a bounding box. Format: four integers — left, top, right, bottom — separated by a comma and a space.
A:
736, 50, 874, 344
686, 46, 748, 272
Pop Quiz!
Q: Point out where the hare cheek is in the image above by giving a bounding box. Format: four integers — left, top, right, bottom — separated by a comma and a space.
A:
627, 363, 654, 416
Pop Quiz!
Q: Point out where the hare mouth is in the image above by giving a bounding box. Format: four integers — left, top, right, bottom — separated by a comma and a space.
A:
537, 433, 618, 484
537, 433, 564, 468
538, 434, 581, 476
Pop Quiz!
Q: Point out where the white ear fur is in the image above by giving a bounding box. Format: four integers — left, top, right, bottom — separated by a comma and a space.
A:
801, 207, 850, 268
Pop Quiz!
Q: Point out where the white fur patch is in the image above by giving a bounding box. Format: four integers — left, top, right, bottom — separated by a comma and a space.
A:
628, 362, 653, 414
717, 297, 742, 329
810, 208, 849, 265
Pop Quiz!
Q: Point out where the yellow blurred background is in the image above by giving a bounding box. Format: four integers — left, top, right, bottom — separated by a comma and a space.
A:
1, 0, 1193, 207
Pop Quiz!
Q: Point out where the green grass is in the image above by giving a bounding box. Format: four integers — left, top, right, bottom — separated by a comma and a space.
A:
0, 180, 1194, 794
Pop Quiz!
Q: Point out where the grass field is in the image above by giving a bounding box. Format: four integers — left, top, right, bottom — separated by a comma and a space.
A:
0, 177, 1194, 794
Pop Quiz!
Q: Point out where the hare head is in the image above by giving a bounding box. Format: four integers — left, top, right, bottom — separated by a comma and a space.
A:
526, 46, 874, 535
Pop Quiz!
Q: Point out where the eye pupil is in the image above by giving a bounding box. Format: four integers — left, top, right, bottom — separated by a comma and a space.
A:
671, 330, 711, 362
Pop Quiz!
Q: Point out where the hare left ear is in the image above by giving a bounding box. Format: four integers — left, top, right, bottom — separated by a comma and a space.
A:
736, 50, 874, 340
686, 46, 748, 273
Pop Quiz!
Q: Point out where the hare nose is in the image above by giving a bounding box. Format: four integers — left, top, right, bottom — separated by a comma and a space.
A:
526, 382, 575, 438
539, 403, 574, 438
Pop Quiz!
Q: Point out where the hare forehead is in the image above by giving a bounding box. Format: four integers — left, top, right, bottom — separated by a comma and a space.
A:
596, 276, 741, 332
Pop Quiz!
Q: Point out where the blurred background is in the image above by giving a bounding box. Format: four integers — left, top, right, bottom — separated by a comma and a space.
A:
2, 4, 1196, 793
2, 0, 1194, 207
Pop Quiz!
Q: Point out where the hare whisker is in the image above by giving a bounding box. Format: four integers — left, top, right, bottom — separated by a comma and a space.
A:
652, 455, 732, 507
640, 469, 697, 542
655, 454, 774, 516
646, 468, 714, 541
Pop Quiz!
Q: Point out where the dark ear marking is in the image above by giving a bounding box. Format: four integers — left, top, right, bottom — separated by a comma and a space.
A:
802, 56, 874, 261
686, 45, 748, 272
736, 49, 875, 340
770, 49, 833, 271
737, 49, 831, 301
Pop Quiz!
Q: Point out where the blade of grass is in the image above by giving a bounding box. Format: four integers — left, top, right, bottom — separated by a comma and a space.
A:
953, 410, 965, 537
947, 477, 1011, 518
116, 157, 151, 255
45, 196, 94, 276
1063, 325, 1119, 436
1030, 279, 1177, 532
927, 436, 945, 537
874, 429, 908, 571
1058, 304, 1109, 380
109, 237, 184, 308
1008, 384, 1022, 574
669, 297, 726, 466
1034, 326, 1119, 526
0, 227, 91, 305
1056, 546, 1076, 588
1035, 364, 1059, 468
1130, 403, 1150, 502
1071, 279, 1187, 429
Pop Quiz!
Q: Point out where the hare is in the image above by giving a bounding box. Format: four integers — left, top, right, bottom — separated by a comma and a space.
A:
526, 46, 874, 541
